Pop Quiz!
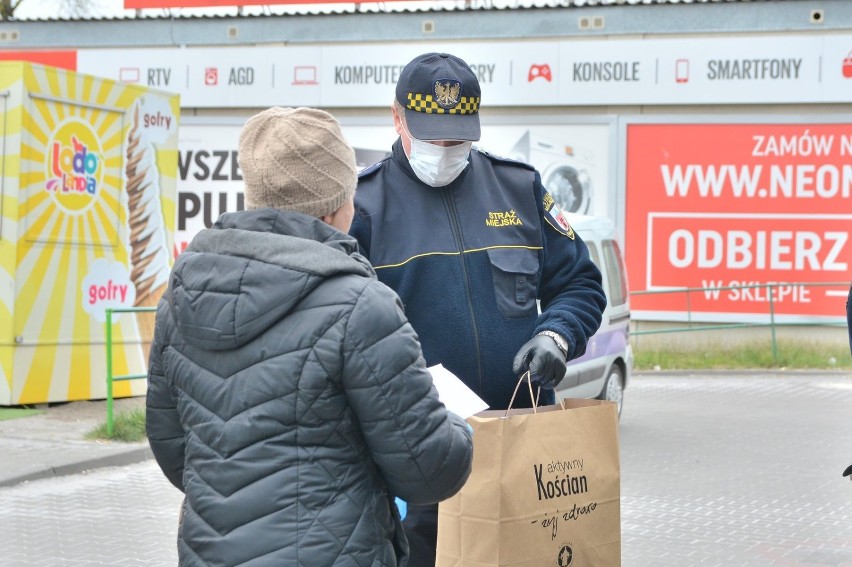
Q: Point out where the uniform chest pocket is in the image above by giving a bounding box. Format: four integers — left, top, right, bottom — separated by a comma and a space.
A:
487, 248, 540, 319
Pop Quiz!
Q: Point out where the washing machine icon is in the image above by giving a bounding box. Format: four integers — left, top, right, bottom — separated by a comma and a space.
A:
353, 147, 391, 170
508, 131, 593, 215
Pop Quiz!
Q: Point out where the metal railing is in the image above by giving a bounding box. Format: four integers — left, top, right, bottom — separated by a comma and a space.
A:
629, 281, 848, 362
105, 307, 156, 436
100, 282, 848, 431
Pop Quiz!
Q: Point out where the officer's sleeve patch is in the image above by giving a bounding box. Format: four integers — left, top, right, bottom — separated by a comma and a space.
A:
542, 191, 575, 239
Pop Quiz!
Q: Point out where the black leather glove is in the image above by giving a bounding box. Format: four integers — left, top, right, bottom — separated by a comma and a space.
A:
511, 335, 568, 390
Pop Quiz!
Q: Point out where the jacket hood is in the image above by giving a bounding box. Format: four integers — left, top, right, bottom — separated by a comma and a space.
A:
167, 208, 373, 351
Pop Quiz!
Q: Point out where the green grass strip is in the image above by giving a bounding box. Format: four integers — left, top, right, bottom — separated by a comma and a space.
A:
0, 407, 44, 421
87, 408, 147, 442
634, 339, 852, 371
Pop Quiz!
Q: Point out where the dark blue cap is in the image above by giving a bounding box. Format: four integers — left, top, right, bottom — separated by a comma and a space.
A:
395, 52, 481, 142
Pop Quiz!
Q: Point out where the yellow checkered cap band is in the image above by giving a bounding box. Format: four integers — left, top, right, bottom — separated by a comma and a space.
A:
406, 92, 480, 115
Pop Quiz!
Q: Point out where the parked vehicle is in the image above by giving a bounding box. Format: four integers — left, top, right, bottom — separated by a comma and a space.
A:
556, 214, 632, 418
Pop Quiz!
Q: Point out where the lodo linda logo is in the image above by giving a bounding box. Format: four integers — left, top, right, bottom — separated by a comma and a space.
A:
44, 118, 103, 215
557, 544, 574, 566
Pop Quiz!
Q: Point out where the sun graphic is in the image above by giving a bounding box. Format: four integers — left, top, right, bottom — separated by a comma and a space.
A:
0, 62, 179, 405
22, 88, 124, 247
12, 65, 134, 404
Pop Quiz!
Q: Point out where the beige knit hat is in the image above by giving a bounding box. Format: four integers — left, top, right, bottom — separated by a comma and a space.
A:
238, 107, 357, 217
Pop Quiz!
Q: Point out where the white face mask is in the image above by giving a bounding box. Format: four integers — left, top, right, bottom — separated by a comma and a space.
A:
407, 136, 472, 187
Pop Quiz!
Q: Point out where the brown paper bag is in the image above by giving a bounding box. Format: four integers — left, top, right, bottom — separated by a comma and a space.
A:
436, 384, 621, 566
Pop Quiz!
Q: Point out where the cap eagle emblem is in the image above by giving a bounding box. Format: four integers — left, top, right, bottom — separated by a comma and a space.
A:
434, 80, 461, 109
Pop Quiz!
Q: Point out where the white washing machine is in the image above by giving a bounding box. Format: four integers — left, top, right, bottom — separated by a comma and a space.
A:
508, 131, 594, 215
353, 147, 391, 170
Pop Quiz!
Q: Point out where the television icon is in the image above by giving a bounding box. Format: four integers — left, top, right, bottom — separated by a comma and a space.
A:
119, 67, 140, 83
292, 66, 319, 86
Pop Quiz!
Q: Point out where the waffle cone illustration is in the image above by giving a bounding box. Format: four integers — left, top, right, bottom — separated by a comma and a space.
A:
125, 103, 172, 342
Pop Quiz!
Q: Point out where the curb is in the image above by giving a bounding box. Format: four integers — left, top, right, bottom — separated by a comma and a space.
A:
0, 445, 154, 489
634, 369, 852, 377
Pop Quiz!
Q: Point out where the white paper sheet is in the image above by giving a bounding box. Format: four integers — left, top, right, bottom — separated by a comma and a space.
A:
428, 364, 490, 419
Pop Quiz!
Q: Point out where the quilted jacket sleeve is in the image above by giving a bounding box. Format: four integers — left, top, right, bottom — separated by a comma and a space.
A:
342, 279, 473, 504
145, 298, 187, 492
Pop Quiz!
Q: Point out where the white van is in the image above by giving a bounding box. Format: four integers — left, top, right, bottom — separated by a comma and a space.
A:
555, 214, 632, 417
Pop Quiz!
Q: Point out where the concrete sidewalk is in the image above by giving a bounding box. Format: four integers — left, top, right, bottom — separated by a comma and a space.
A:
0, 396, 153, 488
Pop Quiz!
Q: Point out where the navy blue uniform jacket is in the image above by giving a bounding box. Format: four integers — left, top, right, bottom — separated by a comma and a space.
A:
351, 139, 606, 409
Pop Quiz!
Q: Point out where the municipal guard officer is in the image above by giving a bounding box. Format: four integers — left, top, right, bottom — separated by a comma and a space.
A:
350, 52, 607, 567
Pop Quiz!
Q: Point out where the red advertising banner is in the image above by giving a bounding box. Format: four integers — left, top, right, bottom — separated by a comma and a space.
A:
125, 0, 416, 7
625, 123, 852, 320
0, 50, 77, 71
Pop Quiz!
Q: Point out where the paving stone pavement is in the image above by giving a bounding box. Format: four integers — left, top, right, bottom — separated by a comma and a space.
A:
620, 372, 852, 567
0, 372, 850, 565
0, 461, 182, 566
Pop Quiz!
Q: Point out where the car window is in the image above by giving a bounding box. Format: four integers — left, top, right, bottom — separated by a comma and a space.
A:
586, 240, 601, 269
585, 241, 612, 307
602, 239, 628, 308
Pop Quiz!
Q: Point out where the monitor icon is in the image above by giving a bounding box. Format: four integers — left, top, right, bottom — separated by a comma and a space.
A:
293, 66, 319, 86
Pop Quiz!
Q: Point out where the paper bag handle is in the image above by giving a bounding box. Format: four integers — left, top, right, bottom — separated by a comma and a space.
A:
553, 388, 567, 410
506, 371, 536, 415
506, 371, 540, 416
505, 372, 568, 416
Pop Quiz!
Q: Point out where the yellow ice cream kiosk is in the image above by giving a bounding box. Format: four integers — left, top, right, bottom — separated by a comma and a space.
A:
0, 61, 178, 405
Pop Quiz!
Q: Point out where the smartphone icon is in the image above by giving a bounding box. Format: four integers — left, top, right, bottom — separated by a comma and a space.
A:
675, 59, 689, 83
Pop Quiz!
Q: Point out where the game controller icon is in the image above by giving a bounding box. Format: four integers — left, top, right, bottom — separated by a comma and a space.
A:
528, 64, 552, 82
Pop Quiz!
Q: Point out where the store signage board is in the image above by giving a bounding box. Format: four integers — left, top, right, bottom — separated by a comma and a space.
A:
625, 122, 852, 321
77, 34, 852, 107
124, 0, 421, 7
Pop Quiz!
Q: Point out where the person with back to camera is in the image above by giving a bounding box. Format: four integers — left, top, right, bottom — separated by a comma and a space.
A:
350, 52, 608, 566
145, 106, 473, 567
845, 284, 852, 481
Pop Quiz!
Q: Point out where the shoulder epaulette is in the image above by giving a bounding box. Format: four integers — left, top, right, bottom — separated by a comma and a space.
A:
358, 160, 385, 179
476, 148, 536, 172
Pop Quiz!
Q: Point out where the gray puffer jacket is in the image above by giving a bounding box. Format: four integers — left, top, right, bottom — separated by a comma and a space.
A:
146, 209, 473, 567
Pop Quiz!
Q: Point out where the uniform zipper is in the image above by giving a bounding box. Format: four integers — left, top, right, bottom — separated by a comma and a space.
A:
440, 190, 484, 396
